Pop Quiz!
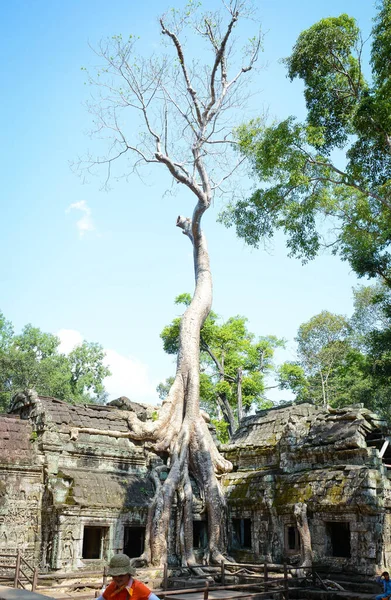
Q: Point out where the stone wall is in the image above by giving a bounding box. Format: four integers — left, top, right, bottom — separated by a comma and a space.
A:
6, 392, 157, 572
221, 402, 391, 574
0, 416, 43, 569
0, 393, 390, 576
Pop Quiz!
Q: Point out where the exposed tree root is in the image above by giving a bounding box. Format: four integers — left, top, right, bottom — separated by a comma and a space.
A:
294, 502, 313, 579
264, 495, 284, 563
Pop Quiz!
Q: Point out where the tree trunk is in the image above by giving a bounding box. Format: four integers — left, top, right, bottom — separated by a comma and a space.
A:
217, 392, 236, 436
320, 370, 327, 408
71, 209, 232, 567
265, 494, 284, 563
125, 211, 232, 567
294, 502, 313, 568
201, 338, 237, 436
237, 368, 243, 424
73, 0, 261, 570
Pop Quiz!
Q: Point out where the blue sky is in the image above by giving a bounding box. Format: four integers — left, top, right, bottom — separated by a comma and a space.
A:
0, 0, 377, 403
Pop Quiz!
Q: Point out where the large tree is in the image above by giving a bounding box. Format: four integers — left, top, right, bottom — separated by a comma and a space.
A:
0, 312, 110, 409
295, 311, 351, 407
279, 309, 372, 409
74, 2, 261, 568
220, 1, 391, 286
278, 289, 391, 416
160, 293, 282, 439
349, 284, 391, 416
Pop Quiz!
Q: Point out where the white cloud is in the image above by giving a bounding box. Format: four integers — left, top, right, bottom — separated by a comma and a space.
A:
66, 200, 95, 237
57, 329, 83, 354
103, 349, 158, 403
56, 329, 158, 404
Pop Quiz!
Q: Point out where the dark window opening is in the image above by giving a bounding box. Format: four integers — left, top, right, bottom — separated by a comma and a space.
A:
232, 518, 251, 549
124, 526, 145, 558
82, 526, 108, 559
325, 522, 351, 558
285, 525, 301, 552
193, 521, 208, 549
366, 429, 383, 448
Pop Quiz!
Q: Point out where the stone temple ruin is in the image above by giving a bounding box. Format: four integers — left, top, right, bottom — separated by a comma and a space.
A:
0, 390, 390, 575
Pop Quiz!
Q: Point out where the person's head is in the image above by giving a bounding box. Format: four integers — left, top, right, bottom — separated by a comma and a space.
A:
107, 553, 136, 587
382, 572, 390, 581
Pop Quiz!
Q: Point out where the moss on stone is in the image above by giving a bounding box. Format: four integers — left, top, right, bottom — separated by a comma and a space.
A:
228, 477, 251, 500
323, 482, 345, 505
274, 480, 313, 507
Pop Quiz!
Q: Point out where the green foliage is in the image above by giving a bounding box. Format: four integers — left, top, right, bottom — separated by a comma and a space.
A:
211, 418, 230, 444
0, 311, 111, 410
296, 311, 350, 369
159, 294, 283, 440
285, 14, 364, 151
175, 293, 192, 307
222, 2, 391, 286
68, 342, 109, 399
363, 290, 391, 402
280, 287, 391, 420
278, 362, 309, 401
160, 318, 181, 355
372, 0, 391, 95
350, 283, 391, 350
294, 311, 351, 406
215, 379, 232, 401
0, 314, 14, 352
156, 376, 175, 400
346, 284, 391, 416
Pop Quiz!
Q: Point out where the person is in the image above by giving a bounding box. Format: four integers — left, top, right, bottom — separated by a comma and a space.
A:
376, 572, 391, 600
97, 554, 160, 600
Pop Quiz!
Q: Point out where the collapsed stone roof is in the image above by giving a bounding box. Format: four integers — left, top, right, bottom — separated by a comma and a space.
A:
4, 391, 159, 512
8, 390, 153, 433
227, 401, 387, 449
38, 397, 130, 431
222, 402, 391, 514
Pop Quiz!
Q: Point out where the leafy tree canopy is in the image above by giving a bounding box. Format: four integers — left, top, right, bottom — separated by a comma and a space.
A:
0, 311, 111, 410
278, 285, 391, 419
160, 294, 284, 440
221, 2, 391, 286
293, 311, 352, 407
350, 282, 391, 349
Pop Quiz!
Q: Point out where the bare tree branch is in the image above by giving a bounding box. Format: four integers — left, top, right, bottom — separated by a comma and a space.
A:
160, 18, 204, 125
